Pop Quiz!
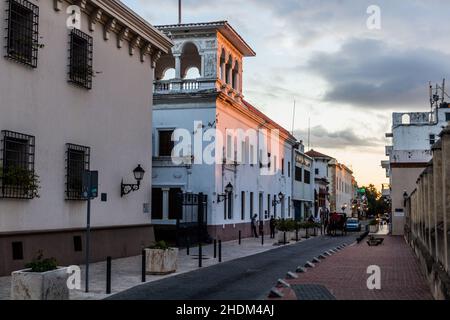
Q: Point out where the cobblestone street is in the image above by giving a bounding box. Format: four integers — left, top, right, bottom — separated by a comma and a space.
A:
270, 235, 433, 300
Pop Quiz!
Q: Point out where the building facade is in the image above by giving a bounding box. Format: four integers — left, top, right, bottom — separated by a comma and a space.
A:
305, 149, 332, 218
151, 21, 298, 241
404, 125, 450, 299
291, 148, 315, 220
328, 159, 355, 215
382, 105, 450, 235
0, 0, 172, 275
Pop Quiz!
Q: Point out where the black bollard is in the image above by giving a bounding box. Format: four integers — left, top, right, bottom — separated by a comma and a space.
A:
284, 232, 287, 245
218, 240, 222, 262
199, 242, 202, 268
214, 239, 217, 258
239, 230, 242, 245
106, 256, 111, 294
141, 249, 146, 283
261, 231, 264, 246
186, 237, 190, 256
296, 229, 299, 242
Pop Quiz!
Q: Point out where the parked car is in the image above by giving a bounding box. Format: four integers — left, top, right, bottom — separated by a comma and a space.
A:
345, 218, 362, 232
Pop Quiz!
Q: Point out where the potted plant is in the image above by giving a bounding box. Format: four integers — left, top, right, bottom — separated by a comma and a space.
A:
145, 241, 179, 275
11, 251, 69, 300
0, 165, 40, 198
275, 219, 296, 244
369, 219, 379, 233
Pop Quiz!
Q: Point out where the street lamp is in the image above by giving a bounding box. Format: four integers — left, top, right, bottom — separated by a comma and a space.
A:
217, 182, 233, 203
272, 192, 284, 206
121, 165, 145, 197
403, 190, 408, 207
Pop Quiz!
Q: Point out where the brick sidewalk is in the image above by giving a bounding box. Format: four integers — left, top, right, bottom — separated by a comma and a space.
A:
271, 236, 433, 300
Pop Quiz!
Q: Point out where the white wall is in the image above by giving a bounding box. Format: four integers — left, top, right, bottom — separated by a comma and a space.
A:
0, 0, 156, 232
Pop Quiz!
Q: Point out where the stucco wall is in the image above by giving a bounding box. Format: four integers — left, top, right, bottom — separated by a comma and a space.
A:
0, 0, 154, 232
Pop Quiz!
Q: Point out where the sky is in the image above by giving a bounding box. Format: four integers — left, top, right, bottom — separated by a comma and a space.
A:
122, 0, 450, 188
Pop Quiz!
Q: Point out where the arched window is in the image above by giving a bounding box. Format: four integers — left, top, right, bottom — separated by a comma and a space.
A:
184, 67, 201, 79
181, 42, 201, 79
162, 68, 175, 80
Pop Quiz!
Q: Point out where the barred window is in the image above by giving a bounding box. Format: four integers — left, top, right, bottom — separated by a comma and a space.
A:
0, 130, 36, 199
5, 0, 39, 68
69, 29, 93, 89
66, 144, 90, 200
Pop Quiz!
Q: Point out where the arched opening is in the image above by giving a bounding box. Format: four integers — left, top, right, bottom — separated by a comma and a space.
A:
181, 42, 201, 79
184, 67, 201, 79
232, 61, 240, 91
220, 48, 226, 81
155, 52, 175, 81
162, 68, 176, 80
402, 114, 410, 125
225, 56, 233, 84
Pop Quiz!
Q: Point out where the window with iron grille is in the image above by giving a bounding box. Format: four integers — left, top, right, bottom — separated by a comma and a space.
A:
0, 131, 36, 199
5, 0, 39, 68
69, 28, 93, 89
66, 144, 90, 200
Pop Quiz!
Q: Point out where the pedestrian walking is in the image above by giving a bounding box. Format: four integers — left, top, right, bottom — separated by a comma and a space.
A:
269, 216, 276, 239
251, 214, 258, 238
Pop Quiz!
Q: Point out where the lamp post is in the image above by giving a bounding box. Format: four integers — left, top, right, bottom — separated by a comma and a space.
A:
217, 182, 233, 203
121, 165, 145, 197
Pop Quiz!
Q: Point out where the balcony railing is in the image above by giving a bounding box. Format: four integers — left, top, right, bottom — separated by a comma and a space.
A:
154, 79, 202, 93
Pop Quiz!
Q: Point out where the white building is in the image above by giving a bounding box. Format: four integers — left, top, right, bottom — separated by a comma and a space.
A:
0, 0, 172, 276
305, 149, 333, 218
382, 104, 450, 235
151, 21, 298, 241
328, 159, 355, 215
292, 148, 315, 220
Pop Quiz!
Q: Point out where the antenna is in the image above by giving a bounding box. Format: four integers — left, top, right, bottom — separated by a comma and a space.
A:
178, 0, 182, 24
291, 100, 296, 136
307, 117, 311, 151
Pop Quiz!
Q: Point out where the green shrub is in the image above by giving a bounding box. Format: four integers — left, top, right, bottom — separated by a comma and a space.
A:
149, 240, 172, 250
369, 219, 378, 226
25, 251, 58, 273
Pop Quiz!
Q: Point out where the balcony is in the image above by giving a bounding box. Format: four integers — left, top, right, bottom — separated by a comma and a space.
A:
385, 145, 393, 156
153, 78, 221, 94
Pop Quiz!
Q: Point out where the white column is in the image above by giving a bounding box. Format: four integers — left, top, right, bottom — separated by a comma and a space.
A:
174, 55, 181, 79
162, 188, 170, 220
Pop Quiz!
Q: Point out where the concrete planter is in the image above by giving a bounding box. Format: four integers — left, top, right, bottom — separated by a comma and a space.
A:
11, 267, 69, 300
145, 248, 179, 275
277, 231, 291, 244
369, 225, 379, 233
298, 228, 308, 238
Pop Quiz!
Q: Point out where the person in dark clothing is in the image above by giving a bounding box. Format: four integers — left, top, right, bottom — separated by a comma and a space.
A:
269, 216, 276, 239
251, 214, 258, 238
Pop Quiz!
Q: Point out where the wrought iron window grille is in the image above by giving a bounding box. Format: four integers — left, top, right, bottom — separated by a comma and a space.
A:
5, 0, 39, 68
68, 28, 93, 89
66, 143, 90, 200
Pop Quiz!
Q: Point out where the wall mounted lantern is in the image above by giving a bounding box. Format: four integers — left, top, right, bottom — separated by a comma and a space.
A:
121, 165, 145, 197
217, 182, 233, 203
272, 192, 285, 206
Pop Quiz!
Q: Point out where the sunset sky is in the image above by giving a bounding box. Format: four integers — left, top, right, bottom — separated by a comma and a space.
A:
123, 0, 450, 188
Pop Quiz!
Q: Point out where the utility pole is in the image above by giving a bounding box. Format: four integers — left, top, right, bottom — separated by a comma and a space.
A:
178, 0, 182, 24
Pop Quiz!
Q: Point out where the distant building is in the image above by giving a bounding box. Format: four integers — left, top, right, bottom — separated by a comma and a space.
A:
0, 0, 172, 276
305, 149, 332, 218
382, 104, 450, 235
151, 21, 297, 241
328, 159, 355, 215
292, 148, 315, 220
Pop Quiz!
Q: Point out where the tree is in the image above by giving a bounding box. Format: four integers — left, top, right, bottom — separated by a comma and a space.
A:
361, 184, 389, 216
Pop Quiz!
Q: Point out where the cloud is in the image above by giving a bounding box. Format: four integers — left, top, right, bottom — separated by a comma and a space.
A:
303, 38, 450, 109
294, 125, 384, 150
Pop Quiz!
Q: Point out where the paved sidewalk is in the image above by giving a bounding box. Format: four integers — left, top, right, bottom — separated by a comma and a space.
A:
0, 234, 307, 300
269, 236, 433, 300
